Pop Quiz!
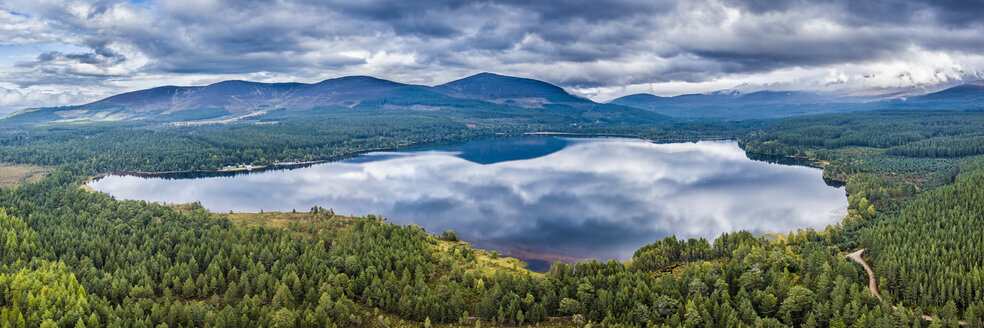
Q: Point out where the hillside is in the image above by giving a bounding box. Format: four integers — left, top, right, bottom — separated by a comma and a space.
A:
3, 77, 438, 123
609, 81, 984, 120
889, 80, 984, 109
2, 73, 667, 126
7, 75, 984, 126
432, 72, 590, 106
609, 90, 872, 120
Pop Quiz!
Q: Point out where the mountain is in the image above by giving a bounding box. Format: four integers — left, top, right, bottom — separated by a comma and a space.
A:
609, 90, 878, 120
2, 73, 668, 125
433, 72, 590, 107
78, 76, 435, 115
86, 81, 303, 114
890, 80, 984, 109
3, 77, 446, 122
611, 81, 984, 121
612, 90, 846, 108
13, 73, 980, 125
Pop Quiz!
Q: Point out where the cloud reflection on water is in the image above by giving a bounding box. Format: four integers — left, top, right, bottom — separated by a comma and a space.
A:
89, 138, 846, 264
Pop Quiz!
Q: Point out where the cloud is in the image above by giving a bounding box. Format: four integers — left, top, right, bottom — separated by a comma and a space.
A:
0, 0, 983, 109
0, 86, 87, 113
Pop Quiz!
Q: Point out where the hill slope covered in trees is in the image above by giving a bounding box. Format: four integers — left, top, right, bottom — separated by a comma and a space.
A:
1, 104, 984, 327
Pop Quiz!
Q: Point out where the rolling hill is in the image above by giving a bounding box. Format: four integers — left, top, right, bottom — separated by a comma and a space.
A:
889, 80, 984, 109
609, 81, 984, 120
4, 76, 440, 122
432, 72, 591, 107
2, 73, 669, 126
608, 90, 875, 120
6, 74, 984, 125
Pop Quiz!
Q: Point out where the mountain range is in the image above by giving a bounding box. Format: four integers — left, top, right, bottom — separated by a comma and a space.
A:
4, 73, 984, 124
608, 81, 984, 120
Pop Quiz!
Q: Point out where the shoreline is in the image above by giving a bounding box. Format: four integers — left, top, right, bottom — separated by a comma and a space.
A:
112, 160, 325, 177
88, 132, 742, 180
81, 134, 848, 267
498, 131, 732, 143
82, 135, 482, 181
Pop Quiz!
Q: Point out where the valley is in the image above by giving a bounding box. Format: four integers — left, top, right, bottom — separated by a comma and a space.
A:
1, 73, 983, 327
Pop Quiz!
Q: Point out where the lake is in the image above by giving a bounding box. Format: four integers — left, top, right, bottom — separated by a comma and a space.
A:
89, 136, 846, 270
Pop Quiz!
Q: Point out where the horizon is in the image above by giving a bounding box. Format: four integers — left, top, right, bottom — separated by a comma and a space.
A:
5, 71, 981, 113
3, 0, 984, 112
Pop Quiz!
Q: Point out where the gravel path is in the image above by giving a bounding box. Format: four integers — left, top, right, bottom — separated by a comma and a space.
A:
846, 249, 965, 325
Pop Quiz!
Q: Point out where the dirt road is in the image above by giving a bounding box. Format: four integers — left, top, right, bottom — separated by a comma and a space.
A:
846, 249, 881, 300
846, 249, 965, 325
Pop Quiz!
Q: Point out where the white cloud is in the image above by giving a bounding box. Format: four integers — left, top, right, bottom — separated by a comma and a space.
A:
0, 86, 88, 113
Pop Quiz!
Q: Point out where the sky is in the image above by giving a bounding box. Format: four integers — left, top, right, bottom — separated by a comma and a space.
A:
1, 0, 984, 112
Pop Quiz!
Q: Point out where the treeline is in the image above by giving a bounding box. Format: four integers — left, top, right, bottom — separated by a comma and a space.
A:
886, 134, 984, 158
0, 113, 713, 175
742, 110, 984, 159
628, 232, 760, 272
740, 111, 978, 192
0, 114, 485, 172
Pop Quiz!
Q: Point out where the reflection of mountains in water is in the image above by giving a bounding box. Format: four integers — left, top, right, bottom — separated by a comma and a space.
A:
337, 135, 574, 166
419, 135, 573, 164
435, 135, 651, 165
101, 135, 580, 181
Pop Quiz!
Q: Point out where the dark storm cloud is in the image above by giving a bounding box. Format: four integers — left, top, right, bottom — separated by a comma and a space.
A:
2, 0, 984, 101
11, 46, 128, 87
838, 0, 984, 27
500, 0, 676, 23
724, 0, 984, 26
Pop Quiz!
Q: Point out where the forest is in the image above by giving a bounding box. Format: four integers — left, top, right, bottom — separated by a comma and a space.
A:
1, 108, 983, 327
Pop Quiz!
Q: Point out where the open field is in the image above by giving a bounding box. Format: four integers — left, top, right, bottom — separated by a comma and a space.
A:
0, 163, 52, 188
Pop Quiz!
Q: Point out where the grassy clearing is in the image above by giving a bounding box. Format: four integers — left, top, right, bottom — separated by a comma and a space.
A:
169, 204, 352, 228
764, 233, 787, 242
0, 163, 52, 188
434, 238, 536, 277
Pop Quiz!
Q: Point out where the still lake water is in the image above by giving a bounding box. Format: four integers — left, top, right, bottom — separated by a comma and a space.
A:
89, 136, 846, 269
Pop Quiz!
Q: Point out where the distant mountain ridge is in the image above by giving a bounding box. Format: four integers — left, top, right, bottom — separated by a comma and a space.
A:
3, 72, 666, 125
83, 76, 424, 115
5, 74, 984, 123
608, 90, 870, 120
891, 80, 984, 108
608, 80, 984, 120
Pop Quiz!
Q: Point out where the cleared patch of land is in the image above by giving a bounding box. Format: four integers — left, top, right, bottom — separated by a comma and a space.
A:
434, 238, 534, 276
0, 163, 52, 188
